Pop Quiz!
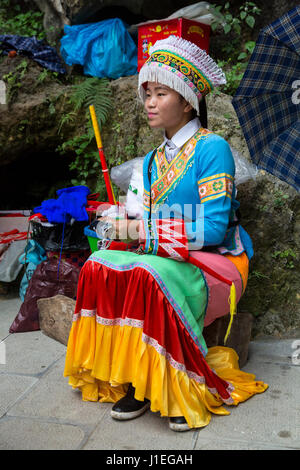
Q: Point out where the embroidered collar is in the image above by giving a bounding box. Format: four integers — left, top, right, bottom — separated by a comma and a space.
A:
162, 117, 201, 152
151, 127, 213, 211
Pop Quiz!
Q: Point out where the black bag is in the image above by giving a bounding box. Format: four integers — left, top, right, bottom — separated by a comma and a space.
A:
31, 220, 90, 251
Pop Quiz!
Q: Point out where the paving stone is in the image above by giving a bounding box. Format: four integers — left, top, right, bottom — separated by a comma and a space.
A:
0, 296, 22, 340
1, 330, 66, 375
83, 408, 198, 450
194, 360, 300, 450
0, 374, 37, 418
0, 416, 84, 450
247, 337, 299, 364
8, 356, 110, 426
195, 438, 291, 450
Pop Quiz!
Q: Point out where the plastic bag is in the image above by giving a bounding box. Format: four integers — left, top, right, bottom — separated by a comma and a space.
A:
60, 18, 137, 79
111, 157, 144, 193
18, 239, 47, 302
125, 159, 144, 219
128, 1, 220, 33
231, 148, 258, 185
9, 257, 80, 333
0, 240, 27, 282
166, 1, 216, 24
110, 157, 144, 218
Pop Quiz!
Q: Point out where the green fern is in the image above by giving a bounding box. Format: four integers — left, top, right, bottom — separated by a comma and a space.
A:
57, 77, 113, 190
69, 77, 112, 128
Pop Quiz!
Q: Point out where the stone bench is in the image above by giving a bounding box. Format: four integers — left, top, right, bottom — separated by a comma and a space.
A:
203, 312, 253, 368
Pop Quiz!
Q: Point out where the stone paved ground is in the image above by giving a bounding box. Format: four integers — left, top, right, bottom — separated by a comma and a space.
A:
1, 294, 299, 451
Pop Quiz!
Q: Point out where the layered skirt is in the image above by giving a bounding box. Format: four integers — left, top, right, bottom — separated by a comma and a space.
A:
64, 249, 268, 428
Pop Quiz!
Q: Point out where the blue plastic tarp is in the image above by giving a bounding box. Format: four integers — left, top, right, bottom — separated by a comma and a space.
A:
60, 18, 137, 78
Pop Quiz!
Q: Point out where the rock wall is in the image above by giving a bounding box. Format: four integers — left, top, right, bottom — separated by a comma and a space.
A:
32, 0, 300, 44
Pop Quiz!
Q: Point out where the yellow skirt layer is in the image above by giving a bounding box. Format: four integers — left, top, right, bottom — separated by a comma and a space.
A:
64, 317, 268, 429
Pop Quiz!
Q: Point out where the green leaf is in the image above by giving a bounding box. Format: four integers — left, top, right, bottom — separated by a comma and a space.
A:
79, 141, 89, 149
237, 52, 247, 60
233, 23, 241, 34
224, 23, 231, 34
245, 41, 255, 53
246, 15, 255, 28
225, 13, 233, 21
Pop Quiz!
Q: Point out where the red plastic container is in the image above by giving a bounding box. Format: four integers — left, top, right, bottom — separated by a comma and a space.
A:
138, 17, 211, 71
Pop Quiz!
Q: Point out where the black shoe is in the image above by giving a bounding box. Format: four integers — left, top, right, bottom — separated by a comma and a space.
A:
111, 384, 150, 421
169, 416, 190, 432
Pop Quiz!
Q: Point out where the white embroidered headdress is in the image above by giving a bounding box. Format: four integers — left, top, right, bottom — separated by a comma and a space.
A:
138, 35, 226, 114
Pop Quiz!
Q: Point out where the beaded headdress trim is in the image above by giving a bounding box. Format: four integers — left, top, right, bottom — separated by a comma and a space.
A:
138, 35, 226, 114
146, 50, 214, 97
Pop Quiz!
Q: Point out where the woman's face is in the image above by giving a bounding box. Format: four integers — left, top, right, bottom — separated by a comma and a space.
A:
144, 82, 193, 139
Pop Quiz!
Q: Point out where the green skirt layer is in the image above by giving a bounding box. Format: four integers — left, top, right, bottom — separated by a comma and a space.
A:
90, 249, 209, 355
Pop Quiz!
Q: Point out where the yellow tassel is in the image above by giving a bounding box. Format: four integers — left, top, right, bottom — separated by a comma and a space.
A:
224, 282, 237, 345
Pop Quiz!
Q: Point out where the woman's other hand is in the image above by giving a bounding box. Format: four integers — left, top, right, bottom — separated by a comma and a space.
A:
100, 217, 140, 241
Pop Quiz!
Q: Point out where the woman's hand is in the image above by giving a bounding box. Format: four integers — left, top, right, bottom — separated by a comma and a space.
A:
100, 217, 140, 241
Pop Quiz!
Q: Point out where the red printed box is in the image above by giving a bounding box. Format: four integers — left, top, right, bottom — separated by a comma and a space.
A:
138, 18, 211, 71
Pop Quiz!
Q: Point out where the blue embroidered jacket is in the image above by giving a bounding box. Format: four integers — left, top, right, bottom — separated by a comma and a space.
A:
142, 129, 253, 259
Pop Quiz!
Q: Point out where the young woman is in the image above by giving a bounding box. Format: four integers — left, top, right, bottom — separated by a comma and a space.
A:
64, 36, 267, 432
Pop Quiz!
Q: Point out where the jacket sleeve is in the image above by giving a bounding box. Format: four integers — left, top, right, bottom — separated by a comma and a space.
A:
185, 135, 235, 249
142, 150, 152, 218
